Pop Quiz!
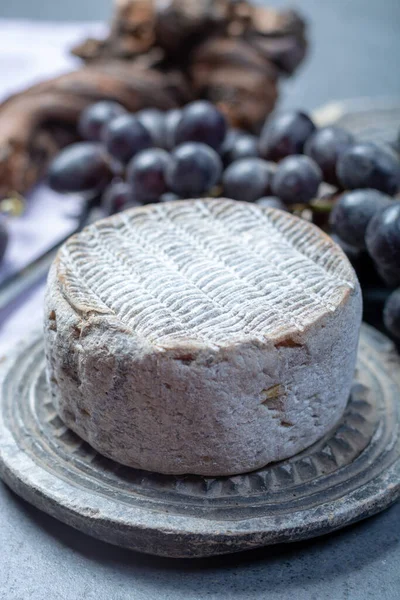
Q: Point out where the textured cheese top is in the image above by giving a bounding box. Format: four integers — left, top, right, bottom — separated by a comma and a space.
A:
56, 198, 356, 349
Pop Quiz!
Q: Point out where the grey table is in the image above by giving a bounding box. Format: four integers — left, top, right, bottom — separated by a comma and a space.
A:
1, 1, 400, 599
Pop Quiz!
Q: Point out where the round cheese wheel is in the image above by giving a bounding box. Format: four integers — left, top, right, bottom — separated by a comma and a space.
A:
44, 198, 362, 476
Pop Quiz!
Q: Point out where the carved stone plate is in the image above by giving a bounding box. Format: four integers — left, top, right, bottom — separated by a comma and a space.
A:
0, 324, 400, 558
313, 95, 400, 144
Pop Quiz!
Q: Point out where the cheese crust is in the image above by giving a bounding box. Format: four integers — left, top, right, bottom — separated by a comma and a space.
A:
44, 199, 362, 475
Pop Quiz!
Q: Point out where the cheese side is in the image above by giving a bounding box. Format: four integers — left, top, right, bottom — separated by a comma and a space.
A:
44, 198, 362, 476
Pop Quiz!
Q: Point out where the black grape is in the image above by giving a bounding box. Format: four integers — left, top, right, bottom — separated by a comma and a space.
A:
304, 126, 354, 186
136, 108, 166, 148
127, 148, 171, 203
221, 133, 259, 165
259, 111, 316, 162
103, 115, 153, 163
223, 158, 273, 203
365, 202, 400, 286
174, 101, 227, 151
220, 129, 245, 166
337, 142, 400, 196
102, 181, 139, 216
164, 109, 182, 150
384, 288, 400, 339
330, 189, 392, 249
166, 142, 222, 197
78, 101, 126, 142
48, 142, 112, 194
271, 155, 322, 205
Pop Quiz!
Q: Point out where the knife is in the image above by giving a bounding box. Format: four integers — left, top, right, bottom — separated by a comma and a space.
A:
0, 201, 101, 312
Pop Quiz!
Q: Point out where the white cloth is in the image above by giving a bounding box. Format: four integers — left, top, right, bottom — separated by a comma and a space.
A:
0, 20, 106, 356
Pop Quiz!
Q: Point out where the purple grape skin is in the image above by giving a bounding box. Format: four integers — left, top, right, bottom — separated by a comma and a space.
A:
48, 142, 112, 194
102, 181, 139, 216
109, 158, 125, 178
164, 109, 182, 150
219, 129, 246, 167
174, 100, 227, 151
330, 189, 392, 250
304, 126, 354, 186
166, 142, 222, 197
222, 158, 272, 202
222, 158, 273, 203
78, 101, 126, 142
384, 288, 400, 339
136, 108, 166, 148
103, 114, 153, 163
271, 155, 322, 205
365, 202, 400, 286
337, 142, 400, 196
259, 111, 316, 162
222, 133, 259, 165
330, 233, 363, 264
127, 148, 171, 202
0, 218, 8, 264
255, 196, 288, 211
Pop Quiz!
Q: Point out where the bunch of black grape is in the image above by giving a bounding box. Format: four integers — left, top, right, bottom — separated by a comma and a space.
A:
48, 101, 321, 213
48, 100, 400, 341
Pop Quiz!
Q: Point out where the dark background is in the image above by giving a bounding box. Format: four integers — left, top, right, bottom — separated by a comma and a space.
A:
1, 2, 400, 599
1, 0, 400, 111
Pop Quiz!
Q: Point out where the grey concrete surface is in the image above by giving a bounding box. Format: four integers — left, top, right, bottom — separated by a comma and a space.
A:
0, 0, 112, 22
1, 1, 400, 599
1, 483, 400, 600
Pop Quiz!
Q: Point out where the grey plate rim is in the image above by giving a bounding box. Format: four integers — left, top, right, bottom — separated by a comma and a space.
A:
313, 95, 400, 126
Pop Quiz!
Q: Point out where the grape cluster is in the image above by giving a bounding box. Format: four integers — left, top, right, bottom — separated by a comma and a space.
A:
330, 178, 400, 343
47, 101, 400, 341
48, 102, 334, 212
48, 101, 229, 207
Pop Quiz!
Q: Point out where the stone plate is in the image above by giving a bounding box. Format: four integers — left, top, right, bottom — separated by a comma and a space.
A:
313, 95, 400, 144
0, 324, 400, 558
